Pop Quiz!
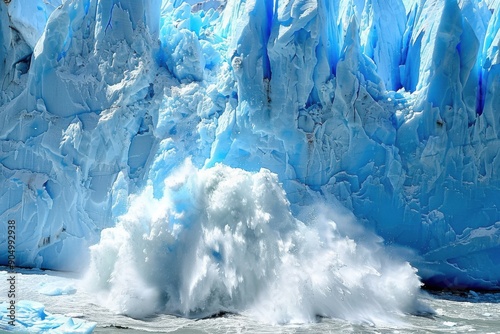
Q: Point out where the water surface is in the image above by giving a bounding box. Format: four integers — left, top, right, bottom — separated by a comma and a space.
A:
1, 268, 499, 333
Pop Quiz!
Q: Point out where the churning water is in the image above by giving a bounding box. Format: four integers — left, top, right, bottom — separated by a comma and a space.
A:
83, 162, 427, 324
1, 268, 500, 333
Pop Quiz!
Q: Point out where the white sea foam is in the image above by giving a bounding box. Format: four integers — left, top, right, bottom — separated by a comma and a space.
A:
85, 160, 429, 324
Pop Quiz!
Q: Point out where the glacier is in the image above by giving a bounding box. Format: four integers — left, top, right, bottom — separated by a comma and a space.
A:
0, 0, 500, 321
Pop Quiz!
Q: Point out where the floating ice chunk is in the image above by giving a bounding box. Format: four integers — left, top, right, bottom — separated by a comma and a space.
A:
39, 281, 77, 296
443, 321, 457, 327
0, 300, 96, 333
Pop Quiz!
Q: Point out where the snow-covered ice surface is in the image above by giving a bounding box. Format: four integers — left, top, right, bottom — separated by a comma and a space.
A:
1, 0, 500, 326
2, 268, 500, 333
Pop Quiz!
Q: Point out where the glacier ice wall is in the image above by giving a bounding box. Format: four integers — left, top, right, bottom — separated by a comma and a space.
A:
0, 0, 162, 270
0, 0, 500, 290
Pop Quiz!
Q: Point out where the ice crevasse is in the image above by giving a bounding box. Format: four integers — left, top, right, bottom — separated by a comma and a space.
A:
0, 0, 500, 297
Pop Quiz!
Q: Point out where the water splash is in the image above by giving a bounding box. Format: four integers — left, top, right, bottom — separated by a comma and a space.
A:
85, 160, 429, 324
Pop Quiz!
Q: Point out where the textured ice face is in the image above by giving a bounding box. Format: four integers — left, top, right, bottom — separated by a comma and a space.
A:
0, 0, 499, 290
0, 0, 162, 271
